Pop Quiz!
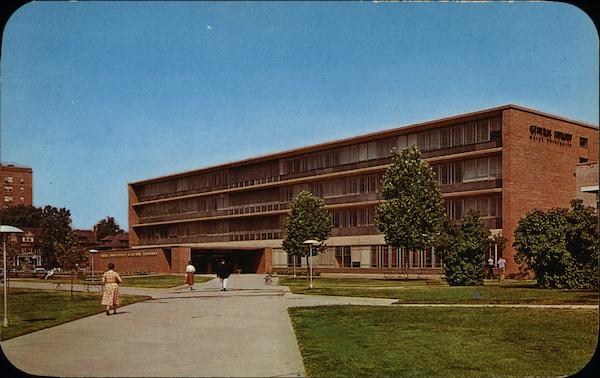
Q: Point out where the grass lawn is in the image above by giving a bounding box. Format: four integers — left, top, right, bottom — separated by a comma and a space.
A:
0, 288, 150, 340
120, 274, 213, 288
289, 305, 598, 377
13, 274, 214, 289
279, 277, 599, 304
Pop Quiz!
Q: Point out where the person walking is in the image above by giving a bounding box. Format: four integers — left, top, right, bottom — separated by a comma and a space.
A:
497, 256, 507, 285
487, 256, 495, 279
185, 260, 196, 291
101, 263, 123, 315
215, 259, 231, 291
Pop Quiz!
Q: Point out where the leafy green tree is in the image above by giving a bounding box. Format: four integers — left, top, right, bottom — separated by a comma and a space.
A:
55, 230, 88, 300
0, 205, 43, 228
40, 206, 73, 268
514, 200, 598, 289
438, 211, 489, 286
282, 190, 332, 269
95, 216, 124, 240
375, 146, 445, 262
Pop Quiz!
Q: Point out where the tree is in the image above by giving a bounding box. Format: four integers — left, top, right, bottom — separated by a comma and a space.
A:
39, 206, 72, 268
0, 205, 43, 228
375, 146, 445, 267
95, 216, 124, 240
55, 230, 88, 300
282, 190, 332, 271
514, 200, 598, 289
437, 211, 489, 286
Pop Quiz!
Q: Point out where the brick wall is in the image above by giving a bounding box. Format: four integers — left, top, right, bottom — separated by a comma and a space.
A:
92, 248, 171, 274
502, 108, 599, 273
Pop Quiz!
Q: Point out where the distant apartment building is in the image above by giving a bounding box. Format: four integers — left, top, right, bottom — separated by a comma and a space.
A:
0, 164, 33, 209
100, 105, 598, 276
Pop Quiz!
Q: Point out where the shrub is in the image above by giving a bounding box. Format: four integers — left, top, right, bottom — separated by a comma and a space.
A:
513, 200, 598, 290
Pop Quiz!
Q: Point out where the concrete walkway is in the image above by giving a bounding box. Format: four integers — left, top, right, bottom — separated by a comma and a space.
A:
2, 275, 305, 377
2, 276, 597, 377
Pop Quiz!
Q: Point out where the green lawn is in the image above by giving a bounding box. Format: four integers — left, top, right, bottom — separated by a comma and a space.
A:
279, 277, 598, 304
14, 274, 214, 289
289, 305, 599, 377
120, 274, 213, 288
0, 289, 150, 340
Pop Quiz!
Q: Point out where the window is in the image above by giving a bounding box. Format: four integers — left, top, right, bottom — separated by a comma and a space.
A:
463, 160, 477, 181
19, 197, 24, 202
20, 187, 24, 192
464, 122, 475, 144
580, 137, 589, 148
440, 128, 451, 149
476, 120, 489, 142
4, 177, 13, 184
367, 141, 377, 160
4, 186, 12, 192
19, 178, 25, 184
452, 125, 463, 146
579, 157, 589, 163
418, 132, 430, 152
429, 130, 440, 150
359, 143, 368, 161
397, 135, 408, 150
476, 158, 489, 178
4, 196, 13, 203
490, 117, 502, 139
335, 246, 352, 267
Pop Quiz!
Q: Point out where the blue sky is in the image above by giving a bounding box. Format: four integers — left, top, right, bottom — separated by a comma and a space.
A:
1, 1, 597, 229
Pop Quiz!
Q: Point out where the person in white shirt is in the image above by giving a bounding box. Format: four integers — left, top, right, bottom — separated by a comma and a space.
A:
497, 257, 506, 284
185, 261, 196, 291
487, 257, 495, 279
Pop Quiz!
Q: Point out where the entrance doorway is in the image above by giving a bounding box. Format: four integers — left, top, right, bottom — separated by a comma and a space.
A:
191, 249, 263, 274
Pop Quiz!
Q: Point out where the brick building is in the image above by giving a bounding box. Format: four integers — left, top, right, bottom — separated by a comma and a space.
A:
0, 164, 33, 209
110, 105, 597, 275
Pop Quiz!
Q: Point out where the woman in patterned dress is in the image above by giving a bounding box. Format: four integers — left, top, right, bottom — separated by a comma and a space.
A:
101, 263, 123, 315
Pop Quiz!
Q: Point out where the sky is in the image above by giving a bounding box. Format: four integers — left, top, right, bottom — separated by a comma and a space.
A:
0, 1, 598, 230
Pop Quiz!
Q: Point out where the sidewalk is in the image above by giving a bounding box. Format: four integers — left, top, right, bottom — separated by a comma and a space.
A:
2, 275, 305, 377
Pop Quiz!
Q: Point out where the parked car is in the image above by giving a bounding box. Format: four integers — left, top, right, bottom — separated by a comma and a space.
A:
33, 267, 47, 274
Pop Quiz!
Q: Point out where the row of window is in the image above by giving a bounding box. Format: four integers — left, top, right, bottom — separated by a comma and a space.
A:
136, 116, 503, 199
444, 195, 502, 220
332, 207, 376, 228
431, 155, 501, 185
4, 196, 26, 203
2, 176, 26, 184
281, 117, 502, 175
137, 195, 501, 242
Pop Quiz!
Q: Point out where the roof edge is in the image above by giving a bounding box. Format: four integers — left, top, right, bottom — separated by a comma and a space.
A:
129, 104, 598, 186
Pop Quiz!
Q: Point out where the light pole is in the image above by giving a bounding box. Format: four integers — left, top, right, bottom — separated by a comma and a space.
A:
89, 249, 98, 281
1, 225, 24, 328
303, 240, 320, 289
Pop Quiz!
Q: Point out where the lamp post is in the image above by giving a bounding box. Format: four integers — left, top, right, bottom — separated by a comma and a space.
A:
89, 249, 98, 281
1, 225, 24, 328
303, 240, 320, 289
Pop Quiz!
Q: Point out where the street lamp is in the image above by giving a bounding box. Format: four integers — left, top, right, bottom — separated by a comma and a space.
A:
1, 225, 24, 328
89, 250, 98, 281
303, 240, 321, 289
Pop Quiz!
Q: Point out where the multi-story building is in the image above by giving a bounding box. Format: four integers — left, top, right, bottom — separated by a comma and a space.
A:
111, 105, 597, 275
0, 164, 33, 209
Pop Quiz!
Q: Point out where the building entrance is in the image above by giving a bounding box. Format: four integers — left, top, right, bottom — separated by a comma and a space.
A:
191, 249, 263, 274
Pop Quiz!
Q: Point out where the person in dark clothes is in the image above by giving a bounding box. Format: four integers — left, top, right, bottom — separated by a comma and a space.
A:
216, 259, 232, 291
